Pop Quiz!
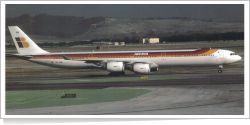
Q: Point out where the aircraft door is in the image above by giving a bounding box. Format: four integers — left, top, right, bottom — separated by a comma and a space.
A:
46, 55, 54, 65
46, 55, 51, 62
130, 54, 134, 61
161, 53, 166, 60
88, 54, 93, 59
219, 51, 224, 59
46, 55, 50, 59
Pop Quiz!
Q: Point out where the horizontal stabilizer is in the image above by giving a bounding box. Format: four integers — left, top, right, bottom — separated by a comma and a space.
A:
6, 53, 32, 60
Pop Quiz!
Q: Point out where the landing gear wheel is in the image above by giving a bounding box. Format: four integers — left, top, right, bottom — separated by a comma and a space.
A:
218, 70, 222, 73
218, 65, 223, 73
108, 72, 114, 76
121, 71, 125, 75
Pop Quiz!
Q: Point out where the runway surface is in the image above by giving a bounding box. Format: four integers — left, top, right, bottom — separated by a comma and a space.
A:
5, 69, 244, 115
6, 72, 243, 91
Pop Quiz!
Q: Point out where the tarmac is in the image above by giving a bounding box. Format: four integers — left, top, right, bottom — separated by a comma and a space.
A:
5, 69, 244, 115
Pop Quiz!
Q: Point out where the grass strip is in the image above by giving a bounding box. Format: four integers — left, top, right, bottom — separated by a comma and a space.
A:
6, 88, 151, 110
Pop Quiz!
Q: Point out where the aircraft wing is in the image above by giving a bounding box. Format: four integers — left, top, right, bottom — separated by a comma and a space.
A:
79, 59, 158, 68
61, 55, 158, 67
78, 59, 131, 64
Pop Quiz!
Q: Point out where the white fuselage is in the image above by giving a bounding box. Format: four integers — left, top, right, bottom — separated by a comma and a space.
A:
27, 49, 241, 69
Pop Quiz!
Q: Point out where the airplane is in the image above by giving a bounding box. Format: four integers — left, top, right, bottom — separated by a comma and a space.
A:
7, 26, 242, 75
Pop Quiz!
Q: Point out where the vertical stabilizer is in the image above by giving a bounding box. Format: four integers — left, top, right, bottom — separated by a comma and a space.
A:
8, 26, 49, 54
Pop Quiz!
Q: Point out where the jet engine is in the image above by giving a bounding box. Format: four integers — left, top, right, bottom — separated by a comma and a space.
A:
130, 63, 159, 74
151, 67, 158, 72
130, 63, 150, 74
105, 62, 124, 72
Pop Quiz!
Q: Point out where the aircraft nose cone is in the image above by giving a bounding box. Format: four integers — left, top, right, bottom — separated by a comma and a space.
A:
236, 55, 242, 61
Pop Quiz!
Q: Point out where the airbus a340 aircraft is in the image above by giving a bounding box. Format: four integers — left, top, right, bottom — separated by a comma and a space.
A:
7, 26, 241, 75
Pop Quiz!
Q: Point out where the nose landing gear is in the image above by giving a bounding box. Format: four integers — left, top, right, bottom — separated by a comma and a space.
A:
218, 65, 223, 73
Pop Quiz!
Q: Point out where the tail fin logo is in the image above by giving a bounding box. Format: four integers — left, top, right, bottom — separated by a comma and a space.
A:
15, 37, 29, 48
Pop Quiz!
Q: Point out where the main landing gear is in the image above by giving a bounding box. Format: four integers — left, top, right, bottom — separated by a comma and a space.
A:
108, 71, 125, 76
218, 65, 223, 73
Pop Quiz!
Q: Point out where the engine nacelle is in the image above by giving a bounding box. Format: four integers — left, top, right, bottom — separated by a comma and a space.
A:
151, 67, 158, 72
131, 63, 150, 74
106, 62, 124, 72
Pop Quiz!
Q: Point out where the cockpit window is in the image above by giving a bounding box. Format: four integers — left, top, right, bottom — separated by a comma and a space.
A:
230, 53, 235, 55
